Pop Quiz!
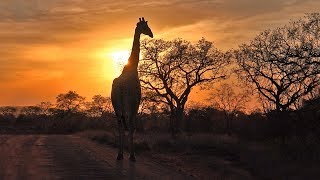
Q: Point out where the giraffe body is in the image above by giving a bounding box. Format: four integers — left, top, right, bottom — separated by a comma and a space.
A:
111, 17, 153, 161
111, 69, 141, 129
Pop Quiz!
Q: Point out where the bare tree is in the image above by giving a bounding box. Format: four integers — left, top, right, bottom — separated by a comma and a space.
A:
87, 95, 112, 117
0, 106, 17, 122
139, 38, 229, 134
210, 83, 250, 135
38, 102, 54, 115
235, 13, 320, 112
138, 90, 168, 115
21, 106, 42, 116
56, 91, 85, 114
0, 106, 17, 116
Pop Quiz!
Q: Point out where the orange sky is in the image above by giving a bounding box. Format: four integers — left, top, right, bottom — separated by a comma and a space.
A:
0, 0, 319, 106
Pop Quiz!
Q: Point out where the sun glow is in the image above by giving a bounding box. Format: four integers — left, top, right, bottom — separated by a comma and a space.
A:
111, 50, 130, 66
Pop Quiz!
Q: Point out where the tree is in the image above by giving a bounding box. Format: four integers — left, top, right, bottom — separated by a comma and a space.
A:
0, 106, 17, 116
139, 38, 229, 134
235, 13, 320, 112
56, 91, 85, 114
38, 102, 53, 115
0, 106, 17, 122
86, 95, 112, 117
138, 90, 168, 115
21, 106, 42, 116
210, 83, 250, 135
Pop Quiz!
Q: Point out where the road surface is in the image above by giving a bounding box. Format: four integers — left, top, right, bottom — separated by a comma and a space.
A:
0, 135, 190, 180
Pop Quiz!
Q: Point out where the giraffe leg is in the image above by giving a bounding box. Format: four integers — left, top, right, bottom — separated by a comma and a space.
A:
129, 115, 136, 162
117, 117, 124, 160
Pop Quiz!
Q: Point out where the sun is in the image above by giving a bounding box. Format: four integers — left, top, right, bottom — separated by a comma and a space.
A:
111, 50, 130, 66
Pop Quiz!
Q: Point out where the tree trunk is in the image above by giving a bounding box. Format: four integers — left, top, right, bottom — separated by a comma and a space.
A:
275, 95, 282, 113
229, 115, 234, 136
170, 110, 175, 137
224, 111, 231, 136
186, 114, 191, 135
175, 107, 184, 134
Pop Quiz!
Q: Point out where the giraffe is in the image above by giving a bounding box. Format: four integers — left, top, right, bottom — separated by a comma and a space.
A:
111, 17, 153, 162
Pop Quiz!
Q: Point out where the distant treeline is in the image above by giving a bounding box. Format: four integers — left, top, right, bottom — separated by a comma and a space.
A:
0, 90, 319, 139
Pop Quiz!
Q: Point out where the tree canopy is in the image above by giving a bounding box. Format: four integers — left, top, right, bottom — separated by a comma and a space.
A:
139, 38, 229, 132
235, 13, 320, 112
56, 91, 85, 114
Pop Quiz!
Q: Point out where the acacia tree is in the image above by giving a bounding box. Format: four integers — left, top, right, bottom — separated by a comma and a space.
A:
139, 38, 229, 134
235, 13, 320, 112
210, 83, 250, 135
86, 95, 112, 117
38, 102, 53, 115
21, 106, 42, 116
139, 90, 169, 115
0, 106, 17, 116
0, 106, 17, 121
56, 91, 85, 115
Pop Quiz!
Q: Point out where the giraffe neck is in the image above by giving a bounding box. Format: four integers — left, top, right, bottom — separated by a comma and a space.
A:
127, 29, 141, 69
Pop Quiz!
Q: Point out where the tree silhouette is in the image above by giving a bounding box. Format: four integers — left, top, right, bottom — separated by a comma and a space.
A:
56, 91, 85, 115
21, 106, 42, 116
210, 83, 250, 135
86, 95, 112, 117
38, 102, 54, 115
0, 106, 17, 116
139, 38, 229, 134
235, 13, 320, 112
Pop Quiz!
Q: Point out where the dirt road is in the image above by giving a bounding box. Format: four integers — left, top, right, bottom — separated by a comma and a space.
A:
0, 135, 190, 180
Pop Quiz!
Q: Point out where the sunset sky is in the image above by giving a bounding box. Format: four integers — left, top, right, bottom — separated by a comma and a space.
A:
0, 0, 319, 106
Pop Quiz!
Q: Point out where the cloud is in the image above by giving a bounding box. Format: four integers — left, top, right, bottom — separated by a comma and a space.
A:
0, 0, 318, 105
50, 6, 86, 13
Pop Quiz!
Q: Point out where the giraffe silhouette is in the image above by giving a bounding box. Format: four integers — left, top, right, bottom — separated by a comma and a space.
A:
111, 17, 153, 162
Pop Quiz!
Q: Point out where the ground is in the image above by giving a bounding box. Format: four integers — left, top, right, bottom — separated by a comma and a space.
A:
0, 133, 318, 179
0, 135, 189, 179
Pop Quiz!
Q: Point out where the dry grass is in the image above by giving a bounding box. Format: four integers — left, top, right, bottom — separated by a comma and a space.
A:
77, 130, 320, 179
77, 130, 243, 153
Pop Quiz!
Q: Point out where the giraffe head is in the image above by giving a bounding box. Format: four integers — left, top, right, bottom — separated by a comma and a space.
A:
136, 17, 153, 38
